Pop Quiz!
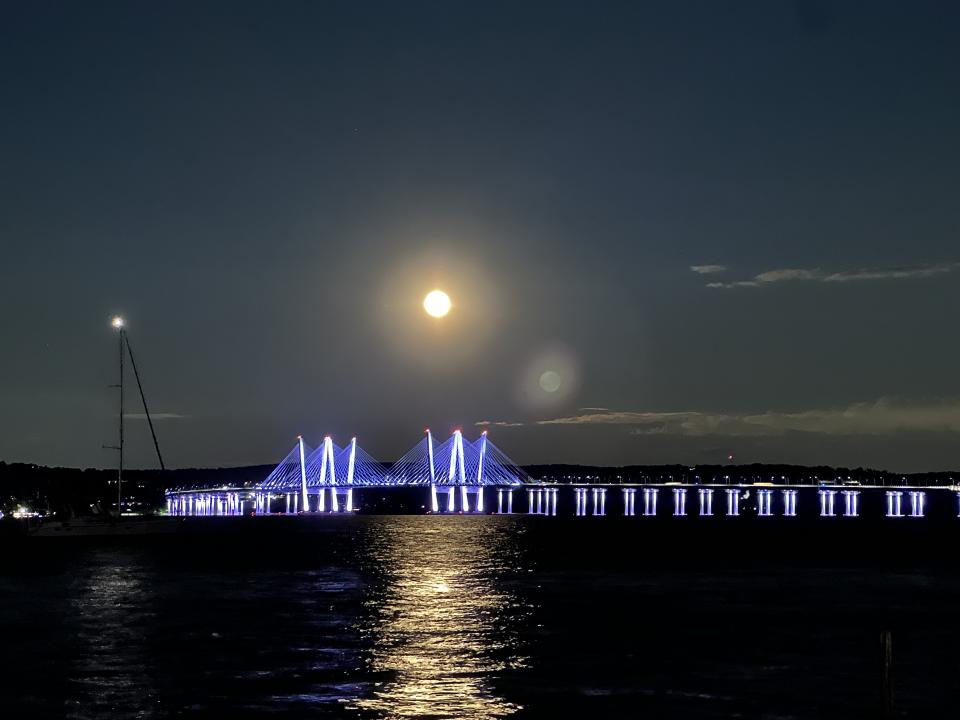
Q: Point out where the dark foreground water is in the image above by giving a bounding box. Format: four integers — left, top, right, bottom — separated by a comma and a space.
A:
2, 515, 960, 718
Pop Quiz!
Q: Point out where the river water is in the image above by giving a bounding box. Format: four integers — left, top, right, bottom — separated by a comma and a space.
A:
2, 515, 959, 718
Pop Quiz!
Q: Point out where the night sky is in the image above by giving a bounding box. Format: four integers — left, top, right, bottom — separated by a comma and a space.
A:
2, 1, 958, 472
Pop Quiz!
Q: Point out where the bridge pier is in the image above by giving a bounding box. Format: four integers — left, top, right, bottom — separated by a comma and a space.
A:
622, 488, 636, 516
435, 485, 486, 513
909, 490, 925, 517
818, 489, 837, 517
725, 488, 740, 516
757, 489, 773, 516
524, 488, 558, 515
643, 488, 658, 516
842, 490, 859, 517
782, 489, 797, 516
673, 488, 688, 516
698, 488, 713, 516
886, 490, 904, 517
493, 488, 514, 513
590, 488, 606, 516
303, 488, 342, 513
314, 487, 355, 513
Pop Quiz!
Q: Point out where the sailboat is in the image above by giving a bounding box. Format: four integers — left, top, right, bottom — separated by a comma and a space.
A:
30, 316, 181, 537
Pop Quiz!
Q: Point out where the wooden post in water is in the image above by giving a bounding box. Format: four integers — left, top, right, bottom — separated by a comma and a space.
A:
880, 630, 893, 718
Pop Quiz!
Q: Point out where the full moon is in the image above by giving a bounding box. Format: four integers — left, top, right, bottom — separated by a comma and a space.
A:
423, 289, 452, 318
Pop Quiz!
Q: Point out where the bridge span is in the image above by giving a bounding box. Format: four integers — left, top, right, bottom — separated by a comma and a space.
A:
165, 431, 960, 521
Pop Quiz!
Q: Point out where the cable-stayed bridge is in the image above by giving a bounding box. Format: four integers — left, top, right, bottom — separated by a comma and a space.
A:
165, 430, 959, 521
166, 429, 530, 516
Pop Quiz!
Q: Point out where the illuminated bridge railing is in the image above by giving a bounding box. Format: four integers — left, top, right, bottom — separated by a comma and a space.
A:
164, 482, 960, 519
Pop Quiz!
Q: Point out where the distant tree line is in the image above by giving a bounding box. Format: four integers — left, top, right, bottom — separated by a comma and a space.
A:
526, 463, 957, 487
0, 461, 271, 518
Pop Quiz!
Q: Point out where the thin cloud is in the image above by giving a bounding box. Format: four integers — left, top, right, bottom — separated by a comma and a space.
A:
824, 265, 958, 282
690, 264, 727, 275
707, 262, 958, 289
531, 399, 960, 437
475, 419, 525, 427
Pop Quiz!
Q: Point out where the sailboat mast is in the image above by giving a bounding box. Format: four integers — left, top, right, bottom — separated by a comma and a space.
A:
108, 315, 126, 515
106, 315, 165, 515
118, 323, 124, 513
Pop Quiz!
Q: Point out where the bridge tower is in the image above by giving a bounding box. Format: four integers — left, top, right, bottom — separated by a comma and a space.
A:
428, 429, 438, 512
383, 428, 530, 512
345, 436, 357, 512
298, 435, 308, 513
316, 435, 340, 512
